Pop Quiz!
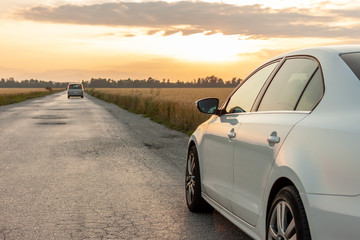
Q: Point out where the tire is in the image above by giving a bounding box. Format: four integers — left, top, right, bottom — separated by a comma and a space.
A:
185, 145, 211, 212
267, 186, 311, 240
68, 95, 70, 98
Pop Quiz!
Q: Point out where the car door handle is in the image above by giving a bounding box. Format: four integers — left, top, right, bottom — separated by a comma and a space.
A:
267, 131, 280, 146
267, 136, 280, 143
228, 129, 236, 139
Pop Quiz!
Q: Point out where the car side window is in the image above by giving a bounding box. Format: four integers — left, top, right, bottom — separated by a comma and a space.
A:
296, 69, 324, 111
258, 58, 319, 111
341, 52, 360, 81
225, 61, 279, 113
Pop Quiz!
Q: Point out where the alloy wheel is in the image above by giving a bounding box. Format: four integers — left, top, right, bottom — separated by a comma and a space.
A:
268, 201, 296, 240
185, 152, 196, 205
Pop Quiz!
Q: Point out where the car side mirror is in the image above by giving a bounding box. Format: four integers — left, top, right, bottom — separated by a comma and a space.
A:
196, 98, 219, 114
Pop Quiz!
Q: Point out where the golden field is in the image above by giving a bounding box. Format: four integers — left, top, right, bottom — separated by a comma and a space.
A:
92, 88, 234, 105
0, 88, 51, 94
0, 88, 62, 106
87, 88, 235, 135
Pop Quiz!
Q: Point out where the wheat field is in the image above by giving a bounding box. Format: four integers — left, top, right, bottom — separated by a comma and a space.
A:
0, 88, 62, 106
0, 88, 50, 94
87, 88, 235, 135
93, 88, 234, 105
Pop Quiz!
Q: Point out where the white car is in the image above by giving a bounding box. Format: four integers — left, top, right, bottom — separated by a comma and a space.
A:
185, 45, 360, 240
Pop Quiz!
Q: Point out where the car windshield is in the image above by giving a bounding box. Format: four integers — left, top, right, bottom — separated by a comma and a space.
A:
341, 52, 360, 80
69, 84, 82, 89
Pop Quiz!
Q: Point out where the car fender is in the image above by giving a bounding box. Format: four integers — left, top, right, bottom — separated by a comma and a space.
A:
256, 156, 311, 239
187, 115, 216, 151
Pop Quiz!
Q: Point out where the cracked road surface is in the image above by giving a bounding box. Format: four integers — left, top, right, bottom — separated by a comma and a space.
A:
0, 92, 252, 240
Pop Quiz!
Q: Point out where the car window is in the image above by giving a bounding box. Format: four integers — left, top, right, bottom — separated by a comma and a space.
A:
225, 61, 279, 113
341, 52, 360, 80
258, 58, 318, 111
69, 84, 82, 89
296, 69, 324, 111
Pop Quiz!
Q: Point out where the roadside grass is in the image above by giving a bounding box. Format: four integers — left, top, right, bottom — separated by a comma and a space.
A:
86, 88, 233, 135
0, 88, 63, 106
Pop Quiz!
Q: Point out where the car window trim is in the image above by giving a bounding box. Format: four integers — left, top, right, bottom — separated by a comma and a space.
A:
247, 110, 311, 115
294, 66, 319, 110
251, 58, 286, 112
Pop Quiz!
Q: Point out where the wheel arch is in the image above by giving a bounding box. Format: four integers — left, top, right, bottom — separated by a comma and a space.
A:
263, 173, 312, 239
266, 177, 295, 221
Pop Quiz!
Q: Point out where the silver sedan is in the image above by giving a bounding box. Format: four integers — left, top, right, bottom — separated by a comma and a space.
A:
186, 45, 360, 240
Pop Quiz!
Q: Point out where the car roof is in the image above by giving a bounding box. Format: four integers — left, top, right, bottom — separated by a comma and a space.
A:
271, 45, 360, 61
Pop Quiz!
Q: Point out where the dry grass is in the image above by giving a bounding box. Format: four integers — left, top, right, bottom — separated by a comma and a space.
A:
0, 88, 51, 94
0, 88, 63, 106
87, 88, 235, 135
93, 88, 233, 105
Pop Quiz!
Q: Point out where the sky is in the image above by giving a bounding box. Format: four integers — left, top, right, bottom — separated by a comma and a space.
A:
0, 0, 359, 83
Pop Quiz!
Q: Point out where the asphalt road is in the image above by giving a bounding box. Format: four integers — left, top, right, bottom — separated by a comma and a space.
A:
0, 91, 252, 240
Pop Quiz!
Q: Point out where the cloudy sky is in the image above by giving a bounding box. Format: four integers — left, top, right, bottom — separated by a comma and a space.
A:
0, 0, 359, 82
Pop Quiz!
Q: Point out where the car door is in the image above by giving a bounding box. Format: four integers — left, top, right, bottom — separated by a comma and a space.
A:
231, 57, 324, 226
201, 61, 279, 211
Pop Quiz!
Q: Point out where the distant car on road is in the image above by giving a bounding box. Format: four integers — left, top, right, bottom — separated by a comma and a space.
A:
67, 83, 84, 98
186, 45, 360, 240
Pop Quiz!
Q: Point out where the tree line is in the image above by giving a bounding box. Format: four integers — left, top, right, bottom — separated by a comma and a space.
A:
0, 75, 242, 88
0, 78, 67, 88
82, 76, 242, 88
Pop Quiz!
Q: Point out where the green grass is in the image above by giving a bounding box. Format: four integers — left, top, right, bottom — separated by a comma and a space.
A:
0, 89, 63, 106
86, 88, 210, 135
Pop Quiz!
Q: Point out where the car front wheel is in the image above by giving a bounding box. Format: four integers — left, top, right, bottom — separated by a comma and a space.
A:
185, 145, 211, 212
267, 186, 311, 240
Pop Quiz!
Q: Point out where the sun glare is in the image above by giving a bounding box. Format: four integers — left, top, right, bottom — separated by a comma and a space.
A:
165, 32, 241, 62
92, 30, 263, 63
